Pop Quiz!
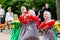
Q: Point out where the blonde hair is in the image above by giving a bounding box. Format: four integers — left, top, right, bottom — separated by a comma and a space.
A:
7, 7, 11, 10
21, 6, 27, 12
14, 14, 18, 17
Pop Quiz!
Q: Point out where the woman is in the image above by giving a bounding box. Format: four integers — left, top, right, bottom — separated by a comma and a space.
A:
40, 11, 55, 40
0, 4, 5, 32
18, 6, 39, 40
10, 14, 21, 40
5, 7, 13, 29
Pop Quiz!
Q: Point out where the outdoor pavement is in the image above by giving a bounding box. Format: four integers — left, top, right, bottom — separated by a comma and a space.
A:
0, 31, 60, 40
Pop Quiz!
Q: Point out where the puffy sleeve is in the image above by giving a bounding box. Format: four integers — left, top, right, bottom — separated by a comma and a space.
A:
47, 20, 55, 28
31, 15, 40, 29
19, 15, 30, 24
19, 15, 40, 29
25, 15, 40, 29
40, 21, 47, 29
19, 15, 24, 23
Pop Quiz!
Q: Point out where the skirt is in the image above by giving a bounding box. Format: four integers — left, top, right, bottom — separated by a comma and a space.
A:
18, 21, 39, 40
43, 28, 54, 40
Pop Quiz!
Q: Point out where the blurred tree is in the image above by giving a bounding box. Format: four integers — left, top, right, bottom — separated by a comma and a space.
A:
0, 0, 57, 19
0, 0, 5, 5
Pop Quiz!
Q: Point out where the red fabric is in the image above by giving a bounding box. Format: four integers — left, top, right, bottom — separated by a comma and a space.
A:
19, 15, 24, 23
40, 20, 55, 29
23, 11, 28, 14
19, 15, 27, 24
26, 15, 32, 19
40, 21, 47, 29
19, 15, 40, 29
31, 16, 40, 29
47, 20, 55, 28
26, 15, 40, 29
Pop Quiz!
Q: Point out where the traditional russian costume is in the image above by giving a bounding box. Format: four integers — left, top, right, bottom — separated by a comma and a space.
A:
40, 20, 55, 40
10, 20, 21, 40
54, 20, 60, 40
18, 12, 40, 40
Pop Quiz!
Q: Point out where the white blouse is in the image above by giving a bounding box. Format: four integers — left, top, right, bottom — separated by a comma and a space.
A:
0, 8, 5, 17
5, 12, 13, 22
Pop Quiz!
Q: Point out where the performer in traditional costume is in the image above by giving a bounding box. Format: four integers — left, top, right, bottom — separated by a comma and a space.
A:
54, 20, 60, 40
18, 6, 39, 40
10, 14, 21, 40
40, 11, 55, 40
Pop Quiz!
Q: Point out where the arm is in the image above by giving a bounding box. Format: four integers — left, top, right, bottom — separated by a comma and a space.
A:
31, 15, 40, 29
19, 16, 24, 23
47, 20, 55, 28
37, 11, 40, 17
41, 25, 48, 31
40, 22, 47, 29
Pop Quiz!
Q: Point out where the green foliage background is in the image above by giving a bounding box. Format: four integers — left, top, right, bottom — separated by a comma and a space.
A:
0, 0, 57, 19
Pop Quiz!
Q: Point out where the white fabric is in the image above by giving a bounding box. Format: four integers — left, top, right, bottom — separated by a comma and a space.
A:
5, 12, 13, 22
28, 10, 36, 16
0, 8, 5, 17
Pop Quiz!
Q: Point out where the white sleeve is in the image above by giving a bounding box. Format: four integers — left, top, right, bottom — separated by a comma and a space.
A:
5, 13, 8, 22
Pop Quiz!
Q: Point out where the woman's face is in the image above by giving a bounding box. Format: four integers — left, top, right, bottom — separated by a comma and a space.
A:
21, 8, 24, 13
8, 8, 11, 12
44, 13, 49, 21
21, 6, 27, 14
14, 14, 18, 20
